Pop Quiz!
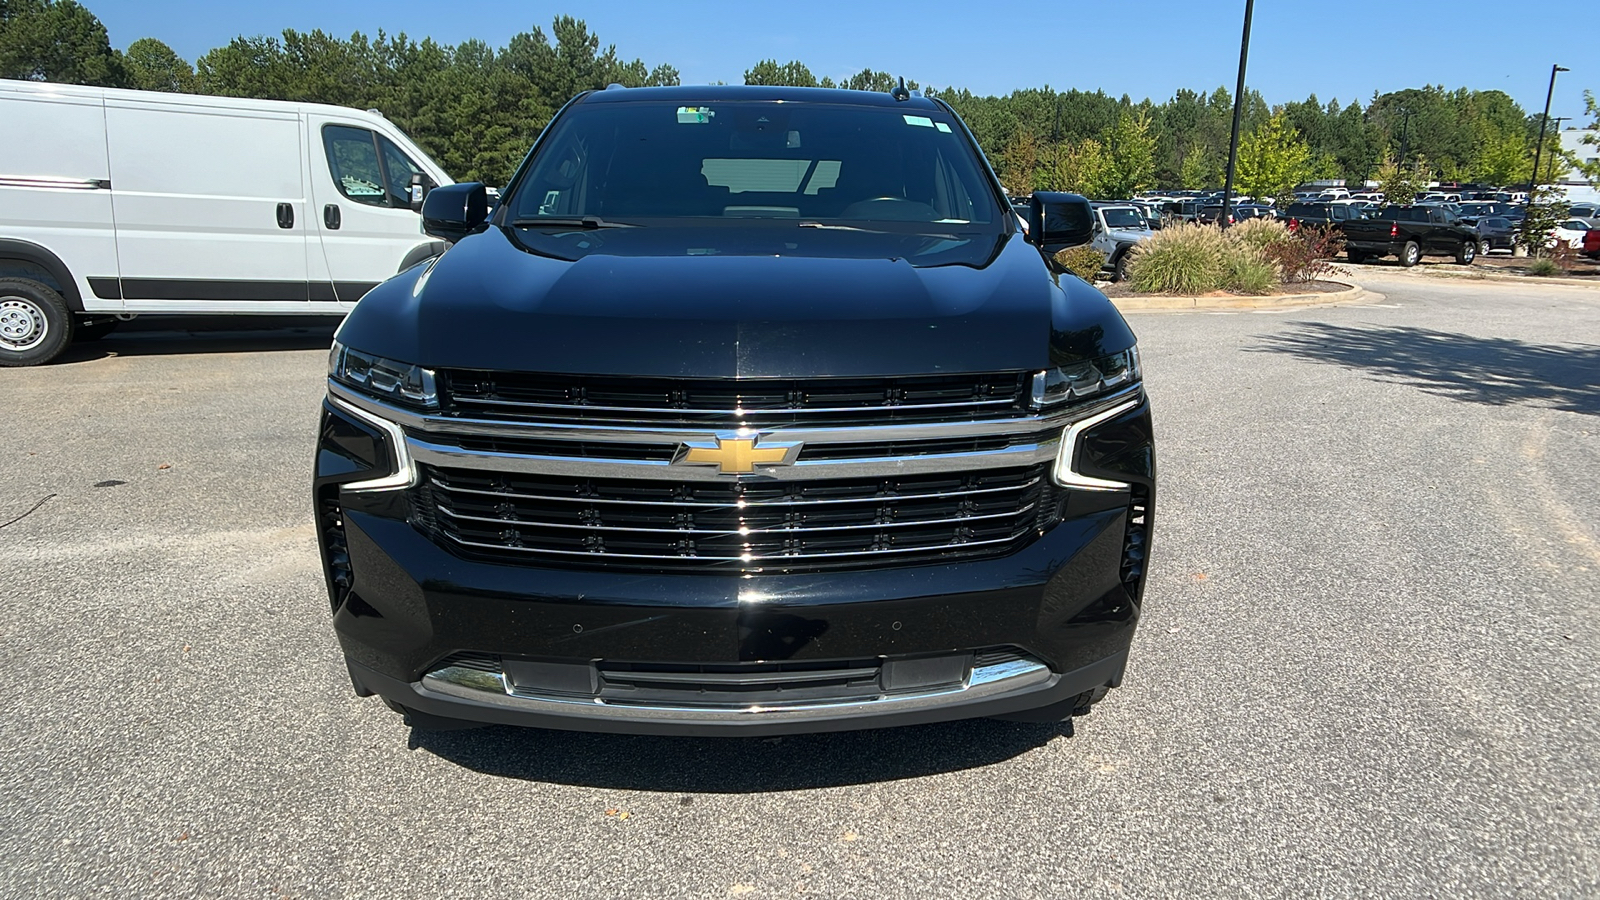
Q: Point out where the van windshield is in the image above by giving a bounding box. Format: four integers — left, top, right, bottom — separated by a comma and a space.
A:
504, 100, 1001, 230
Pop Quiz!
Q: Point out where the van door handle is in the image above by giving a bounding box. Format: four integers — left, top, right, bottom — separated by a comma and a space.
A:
324, 204, 341, 230
276, 203, 294, 229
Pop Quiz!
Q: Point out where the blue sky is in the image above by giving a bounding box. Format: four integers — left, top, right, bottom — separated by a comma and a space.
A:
91, 0, 1596, 123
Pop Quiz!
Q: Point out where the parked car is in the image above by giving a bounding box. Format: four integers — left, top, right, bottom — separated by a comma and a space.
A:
1283, 201, 1367, 233
1343, 206, 1479, 266
1472, 216, 1517, 254
0, 79, 453, 367
1457, 201, 1515, 221
1161, 198, 1205, 223
1088, 203, 1156, 280
317, 84, 1156, 736
1583, 226, 1600, 259
1567, 204, 1599, 219
1549, 218, 1594, 249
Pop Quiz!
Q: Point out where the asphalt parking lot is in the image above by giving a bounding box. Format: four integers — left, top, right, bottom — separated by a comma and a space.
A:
3, 275, 1598, 898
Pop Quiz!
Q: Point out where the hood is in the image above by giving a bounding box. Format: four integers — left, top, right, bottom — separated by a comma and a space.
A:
338, 225, 1135, 379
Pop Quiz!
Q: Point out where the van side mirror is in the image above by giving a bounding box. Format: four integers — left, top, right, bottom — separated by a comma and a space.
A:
409, 173, 437, 213
421, 182, 488, 242
1027, 192, 1095, 249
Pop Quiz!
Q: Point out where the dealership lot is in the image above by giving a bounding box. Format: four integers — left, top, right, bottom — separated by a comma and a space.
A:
2, 275, 1598, 897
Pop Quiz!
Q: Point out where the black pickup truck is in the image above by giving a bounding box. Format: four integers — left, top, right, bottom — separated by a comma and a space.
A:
316, 85, 1155, 737
1343, 205, 1478, 266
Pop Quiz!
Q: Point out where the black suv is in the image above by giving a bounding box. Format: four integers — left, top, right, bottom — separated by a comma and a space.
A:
315, 85, 1155, 736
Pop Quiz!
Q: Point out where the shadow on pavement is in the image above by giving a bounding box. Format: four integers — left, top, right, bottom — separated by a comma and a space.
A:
51, 316, 341, 364
1252, 322, 1600, 416
411, 717, 1069, 792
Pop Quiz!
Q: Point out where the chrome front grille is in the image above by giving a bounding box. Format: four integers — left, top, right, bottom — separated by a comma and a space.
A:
439, 371, 1032, 428
418, 464, 1058, 572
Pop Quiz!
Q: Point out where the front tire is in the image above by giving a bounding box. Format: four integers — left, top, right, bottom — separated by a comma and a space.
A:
0, 278, 73, 367
1399, 240, 1421, 267
1456, 240, 1476, 265
1113, 251, 1132, 283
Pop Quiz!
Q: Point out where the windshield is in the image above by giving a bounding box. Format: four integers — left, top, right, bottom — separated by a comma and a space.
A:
504, 99, 1000, 229
1101, 208, 1145, 229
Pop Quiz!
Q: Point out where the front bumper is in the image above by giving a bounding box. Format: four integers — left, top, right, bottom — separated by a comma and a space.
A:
315, 395, 1155, 735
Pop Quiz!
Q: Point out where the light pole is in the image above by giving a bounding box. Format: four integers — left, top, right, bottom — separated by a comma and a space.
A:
1545, 116, 1569, 185
1219, 0, 1254, 228
1527, 64, 1568, 195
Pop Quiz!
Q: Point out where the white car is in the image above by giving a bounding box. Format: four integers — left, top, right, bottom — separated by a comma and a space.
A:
0, 79, 453, 366
1549, 218, 1593, 249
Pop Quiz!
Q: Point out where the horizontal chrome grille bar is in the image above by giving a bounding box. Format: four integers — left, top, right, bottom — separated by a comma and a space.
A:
435, 503, 1032, 535
409, 437, 1055, 480
437, 530, 1025, 562
426, 474, 1038, 508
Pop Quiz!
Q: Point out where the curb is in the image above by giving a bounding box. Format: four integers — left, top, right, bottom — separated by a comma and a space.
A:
1358, 265, 1600, 289
1110, 280, 1368, 312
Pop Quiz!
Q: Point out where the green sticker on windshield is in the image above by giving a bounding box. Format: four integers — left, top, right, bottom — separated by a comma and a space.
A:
677, 106, 714, 124
935, 122, 952, 133
903, 115, 935, 128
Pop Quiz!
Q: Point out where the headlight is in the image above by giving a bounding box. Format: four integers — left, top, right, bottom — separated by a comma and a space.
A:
1031, 347, 1141, 408
329, 341, 438, 410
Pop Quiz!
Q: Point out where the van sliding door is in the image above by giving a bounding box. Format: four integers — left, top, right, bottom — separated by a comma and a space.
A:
105, 99, 309, 308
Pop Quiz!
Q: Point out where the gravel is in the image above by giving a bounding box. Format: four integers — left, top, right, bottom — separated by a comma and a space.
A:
2, 276, 1597, 898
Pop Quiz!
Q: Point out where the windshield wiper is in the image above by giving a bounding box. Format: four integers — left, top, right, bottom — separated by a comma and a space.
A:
511, 216, 638, 229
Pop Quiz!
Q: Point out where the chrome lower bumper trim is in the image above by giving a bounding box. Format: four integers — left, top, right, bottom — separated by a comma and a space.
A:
420, 658, 1053, 723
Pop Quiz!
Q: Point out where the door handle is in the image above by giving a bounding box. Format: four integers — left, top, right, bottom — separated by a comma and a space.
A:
324, 204, 341, 230
276, 202, 294, 229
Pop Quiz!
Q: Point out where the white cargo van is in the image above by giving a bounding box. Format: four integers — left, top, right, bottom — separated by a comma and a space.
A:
0, 79, 453, 366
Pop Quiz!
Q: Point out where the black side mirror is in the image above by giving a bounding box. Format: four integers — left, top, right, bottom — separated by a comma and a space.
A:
1027, 192, 1095, 249
421, 182, 489, 242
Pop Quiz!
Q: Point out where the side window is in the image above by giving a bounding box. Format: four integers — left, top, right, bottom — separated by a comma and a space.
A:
323, 125, 387, 206
378, 135, 423, 208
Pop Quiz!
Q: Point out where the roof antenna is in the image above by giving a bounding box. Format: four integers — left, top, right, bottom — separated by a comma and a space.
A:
891, 76, 910, 102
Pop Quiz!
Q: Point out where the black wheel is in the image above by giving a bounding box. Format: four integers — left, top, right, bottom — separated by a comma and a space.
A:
73, 318, 119, 342
1399, 240, 1421, 267
0, 278, 73, 367
1456, 240, 1476, 265
1346, 249, 1368, 265
1477, 239, 1490, 257
1113, 251, 1132, 283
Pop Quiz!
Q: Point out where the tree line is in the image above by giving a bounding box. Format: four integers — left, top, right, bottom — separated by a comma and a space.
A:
2, 0, 1594, 196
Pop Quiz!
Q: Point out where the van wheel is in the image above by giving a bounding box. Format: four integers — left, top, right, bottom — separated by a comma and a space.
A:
1456, 240, 1476, 265
1399, 241, 1421, 267
0, 278, 73, 367
74, 318, 119, 342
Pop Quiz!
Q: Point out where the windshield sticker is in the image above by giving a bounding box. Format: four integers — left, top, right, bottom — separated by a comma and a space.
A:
935, 122, 952, 133
677, 106, 715, 124
903, 115, 935, 128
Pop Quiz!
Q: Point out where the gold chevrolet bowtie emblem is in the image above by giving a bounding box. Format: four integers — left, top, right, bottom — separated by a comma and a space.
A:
676, 434, 802, 475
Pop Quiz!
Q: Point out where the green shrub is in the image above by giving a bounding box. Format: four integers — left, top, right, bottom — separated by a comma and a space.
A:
1222, 244, 1277, 294
1229, 216, 1292, 254
1053, 244, 1106, 282
1526, 257, 1562, 277
1126, 223, 1228, 294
